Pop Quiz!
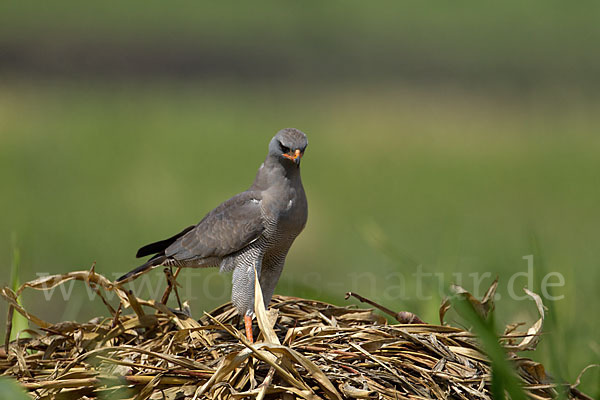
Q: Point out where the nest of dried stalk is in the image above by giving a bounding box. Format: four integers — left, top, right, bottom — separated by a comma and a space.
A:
0, 268, 593, 399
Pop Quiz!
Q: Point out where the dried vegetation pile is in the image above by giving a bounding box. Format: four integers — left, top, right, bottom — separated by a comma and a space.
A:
0, 269, 593, 399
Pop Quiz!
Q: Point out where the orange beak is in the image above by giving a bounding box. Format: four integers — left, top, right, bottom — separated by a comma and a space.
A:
282, 149, 302, 164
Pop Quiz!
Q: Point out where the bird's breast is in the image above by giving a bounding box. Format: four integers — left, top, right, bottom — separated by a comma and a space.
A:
262, 184, 307, 238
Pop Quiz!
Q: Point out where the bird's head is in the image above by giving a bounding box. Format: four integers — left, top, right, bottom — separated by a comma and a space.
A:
268, 128, 308, 167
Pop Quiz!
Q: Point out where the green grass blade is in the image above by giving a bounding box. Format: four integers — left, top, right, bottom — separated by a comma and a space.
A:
9, 234, 30, 342
0, 377, 29, 400
529, 231, 568, 399
451, 295, 527, 400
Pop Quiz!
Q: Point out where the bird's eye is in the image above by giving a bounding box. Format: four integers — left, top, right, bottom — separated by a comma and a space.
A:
279, 143, 291, 153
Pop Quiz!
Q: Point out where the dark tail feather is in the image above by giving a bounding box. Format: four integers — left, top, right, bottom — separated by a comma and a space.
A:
136, 225, 195, 258
116, 255, 167, 283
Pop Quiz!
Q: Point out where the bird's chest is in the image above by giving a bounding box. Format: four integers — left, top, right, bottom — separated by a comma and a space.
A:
264, 187, 307, 239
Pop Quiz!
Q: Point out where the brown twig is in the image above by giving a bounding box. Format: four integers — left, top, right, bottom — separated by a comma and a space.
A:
345, 291, 425, 324
5, 304, 14, 352
160, 267, 183, 310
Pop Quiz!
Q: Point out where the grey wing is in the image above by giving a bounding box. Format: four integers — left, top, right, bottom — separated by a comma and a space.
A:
165, 191, 265, 262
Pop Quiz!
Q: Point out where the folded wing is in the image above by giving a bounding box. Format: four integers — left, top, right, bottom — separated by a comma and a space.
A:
166, 191, 265, 260
117, 191, 265, 282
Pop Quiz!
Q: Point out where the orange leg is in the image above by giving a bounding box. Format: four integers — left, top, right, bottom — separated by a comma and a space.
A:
244, 315, 254, 343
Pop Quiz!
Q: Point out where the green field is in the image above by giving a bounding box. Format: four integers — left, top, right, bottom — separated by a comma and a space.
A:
1, 81, 598, 393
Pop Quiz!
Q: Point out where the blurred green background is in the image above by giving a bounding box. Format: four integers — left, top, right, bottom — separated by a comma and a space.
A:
1, 1, 599, 394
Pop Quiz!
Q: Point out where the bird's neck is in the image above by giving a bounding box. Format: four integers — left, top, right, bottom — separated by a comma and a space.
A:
250, 155, 301, 191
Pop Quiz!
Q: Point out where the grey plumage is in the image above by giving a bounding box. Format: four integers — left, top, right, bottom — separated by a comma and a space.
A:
117, 128, 308, 318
